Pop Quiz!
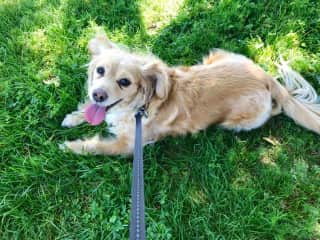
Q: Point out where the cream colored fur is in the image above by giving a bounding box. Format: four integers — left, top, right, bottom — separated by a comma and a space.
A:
61, 33, 320, 155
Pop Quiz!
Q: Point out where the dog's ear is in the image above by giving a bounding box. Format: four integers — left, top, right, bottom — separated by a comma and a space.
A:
141, 62, 170, 100
88, 31, 116, 56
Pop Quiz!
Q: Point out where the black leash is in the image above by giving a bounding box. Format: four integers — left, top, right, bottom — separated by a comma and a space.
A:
129, 107, 147, 240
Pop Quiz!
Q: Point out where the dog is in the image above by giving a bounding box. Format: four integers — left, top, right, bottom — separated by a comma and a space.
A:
60, 32, 320, 155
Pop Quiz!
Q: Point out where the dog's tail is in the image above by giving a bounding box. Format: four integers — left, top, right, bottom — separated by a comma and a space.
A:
271, 59, 320, 134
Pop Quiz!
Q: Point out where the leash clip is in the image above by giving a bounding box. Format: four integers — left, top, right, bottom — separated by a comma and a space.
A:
136, 106, 148, 119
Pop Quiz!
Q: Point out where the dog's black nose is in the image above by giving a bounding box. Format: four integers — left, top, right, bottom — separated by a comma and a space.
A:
92, 88, 108, 102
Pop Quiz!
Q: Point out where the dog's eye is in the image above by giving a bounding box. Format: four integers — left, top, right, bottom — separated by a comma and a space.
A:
117, 78, 131, 88
97, 67, 105, 75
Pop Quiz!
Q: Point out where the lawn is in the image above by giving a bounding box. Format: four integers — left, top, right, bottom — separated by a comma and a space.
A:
1, 0, 320, 239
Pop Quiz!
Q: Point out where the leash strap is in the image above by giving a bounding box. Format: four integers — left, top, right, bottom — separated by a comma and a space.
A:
129, 108, 147, 240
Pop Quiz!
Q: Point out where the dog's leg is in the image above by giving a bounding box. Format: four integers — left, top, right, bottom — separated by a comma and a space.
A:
61, 101, 90, 128
60, 135, 133, 155
220, 91, 272, 131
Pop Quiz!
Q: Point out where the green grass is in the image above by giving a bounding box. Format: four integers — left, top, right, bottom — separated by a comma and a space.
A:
1, 0, 320, 239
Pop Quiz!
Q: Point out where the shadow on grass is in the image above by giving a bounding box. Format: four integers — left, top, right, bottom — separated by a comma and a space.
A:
152, 0, 320, 67
60, 0, 146, 40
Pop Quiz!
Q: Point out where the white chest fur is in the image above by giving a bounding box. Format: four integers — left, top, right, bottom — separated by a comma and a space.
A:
105, 108, 135, 135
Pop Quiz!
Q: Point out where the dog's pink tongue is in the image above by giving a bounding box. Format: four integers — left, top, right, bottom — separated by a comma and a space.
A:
85, 104, 106, 126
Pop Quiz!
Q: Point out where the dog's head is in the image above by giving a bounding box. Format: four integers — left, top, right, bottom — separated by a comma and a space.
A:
87, 33, 170, 112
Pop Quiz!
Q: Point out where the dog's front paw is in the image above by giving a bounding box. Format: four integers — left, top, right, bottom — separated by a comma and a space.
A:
61, 113, 84, 128
59, 141, 78, 153
59, 142, 68, 151
59, 141, 74, 152
59, 140, 84, 154
59, 140, 97, 155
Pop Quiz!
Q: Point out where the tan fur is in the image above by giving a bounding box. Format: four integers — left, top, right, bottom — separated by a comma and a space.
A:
61, 33, 320, 155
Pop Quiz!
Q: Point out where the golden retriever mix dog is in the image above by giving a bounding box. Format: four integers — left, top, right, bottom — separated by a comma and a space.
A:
60, 33, 320, 155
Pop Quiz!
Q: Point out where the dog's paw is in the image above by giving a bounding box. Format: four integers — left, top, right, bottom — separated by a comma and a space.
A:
59, 142, 68, 151
59, 140, 91, 155
61, 113, 83, 128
